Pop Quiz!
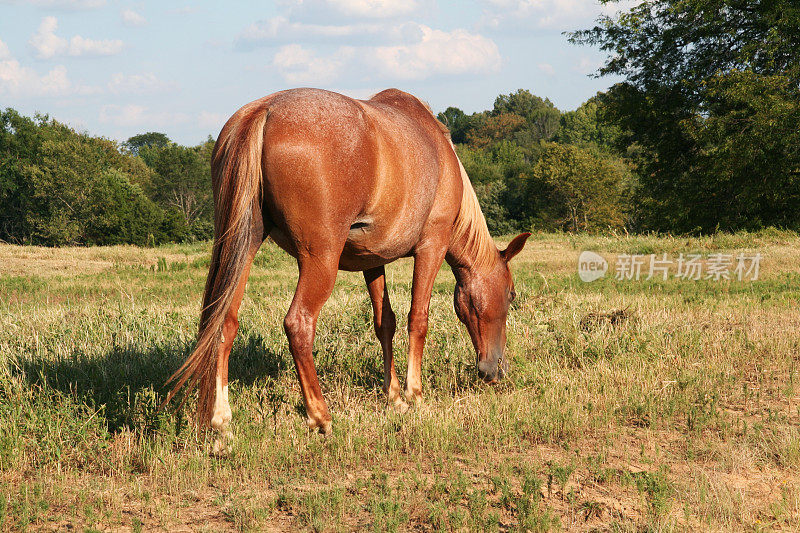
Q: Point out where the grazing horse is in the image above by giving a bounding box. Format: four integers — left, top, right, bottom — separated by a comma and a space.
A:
166, 88, 530, 442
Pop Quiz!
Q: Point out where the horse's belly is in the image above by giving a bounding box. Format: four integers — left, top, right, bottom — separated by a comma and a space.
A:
267, 224, 417, 272
338, 223, 418, 271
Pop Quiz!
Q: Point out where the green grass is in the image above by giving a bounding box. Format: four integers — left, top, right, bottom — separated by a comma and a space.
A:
1, 231, 799, 531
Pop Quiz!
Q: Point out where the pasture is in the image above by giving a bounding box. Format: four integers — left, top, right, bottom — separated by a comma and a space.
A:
1, 232, 799, 531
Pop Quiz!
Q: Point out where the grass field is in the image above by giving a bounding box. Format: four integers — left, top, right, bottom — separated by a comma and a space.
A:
1, 231, 799, 532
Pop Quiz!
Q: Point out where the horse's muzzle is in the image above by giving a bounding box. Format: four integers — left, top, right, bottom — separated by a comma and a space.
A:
477, 352, 507, 384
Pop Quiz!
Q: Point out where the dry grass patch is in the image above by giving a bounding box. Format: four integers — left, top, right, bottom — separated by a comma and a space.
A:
1, 231, 799, 531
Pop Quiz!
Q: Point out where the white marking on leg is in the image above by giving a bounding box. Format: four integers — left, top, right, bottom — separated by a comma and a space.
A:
210, 374, 231, 431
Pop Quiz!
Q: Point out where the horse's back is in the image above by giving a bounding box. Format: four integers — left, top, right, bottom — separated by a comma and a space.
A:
251, 88, 460, 269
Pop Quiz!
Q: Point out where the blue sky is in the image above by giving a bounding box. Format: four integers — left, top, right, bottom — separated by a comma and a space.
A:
0, 0, 633, 146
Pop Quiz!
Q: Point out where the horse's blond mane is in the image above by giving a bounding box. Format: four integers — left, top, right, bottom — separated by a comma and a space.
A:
409, 93, 499, 270
450, 151, 499, 271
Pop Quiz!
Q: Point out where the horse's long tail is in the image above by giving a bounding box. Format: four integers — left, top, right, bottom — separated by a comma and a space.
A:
162, 105, 268, 425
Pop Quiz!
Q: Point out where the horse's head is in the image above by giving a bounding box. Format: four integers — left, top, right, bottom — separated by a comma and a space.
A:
453, 233, 531, 384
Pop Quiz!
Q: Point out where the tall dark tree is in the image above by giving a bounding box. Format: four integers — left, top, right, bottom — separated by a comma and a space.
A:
0, 109, 40, 241
570, 0, 800, 232
437, 107, 471, 144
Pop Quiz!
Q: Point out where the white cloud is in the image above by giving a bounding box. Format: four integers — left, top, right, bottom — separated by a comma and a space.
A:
121, 9, 147, 27
0, 61, 68, 96
167, 6, 197, 15
324, 0, 419, 18
1, 39, 100, 97
0, 39, 11, 60
38, 0, 106, 8
99, 104, 190, 127
369, 26, 501, 80
574, 55, 603, 74
237, 16, 436, 50
107, 72, 171, 94
37, 64, 73, 94
0, 58, 97, 97
267, 24, 501, 84
537, 62, 555, 76
237, 16, 383, 48
30, 16, 65, 59
30, 16, 123, 59
68, 34, 124, 56
329, 86, 383, 100
273, 44, 351, 84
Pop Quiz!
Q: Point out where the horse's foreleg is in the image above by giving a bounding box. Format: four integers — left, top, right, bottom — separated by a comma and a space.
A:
284, 252, 339, 434
405, 246, 447, 405
363, 266, 407, 412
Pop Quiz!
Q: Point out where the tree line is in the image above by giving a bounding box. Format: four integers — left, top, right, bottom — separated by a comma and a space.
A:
0, 112, 214, 246
0, 0, 797, 245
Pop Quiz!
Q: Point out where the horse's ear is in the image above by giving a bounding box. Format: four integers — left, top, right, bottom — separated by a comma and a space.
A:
500, 233, 531, 262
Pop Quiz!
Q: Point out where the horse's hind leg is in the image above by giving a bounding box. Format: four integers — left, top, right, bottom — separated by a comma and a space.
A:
284, 251, 340, 434
210, 231, 263, 454
363, 266, 407, 413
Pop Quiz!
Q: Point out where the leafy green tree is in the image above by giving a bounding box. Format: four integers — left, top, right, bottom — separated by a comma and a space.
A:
493, 89, 561, 141
493, 89, 546, 118
0, 109, 175, 245
554, 97, 621, 149
26, 128, 106, 244
83, 169, 165, 246
467, 113, 525, 148
531, 143, 631, 232
0, 109, 40, 241
572, 0, 799, 92
571, 0, 800, 232
457, 141, 541, 233
456, 144, 505, 185
676, 71, 800, 231
474, 180, 519, 235
139, 142, 214, 238
124, 132, 170, 156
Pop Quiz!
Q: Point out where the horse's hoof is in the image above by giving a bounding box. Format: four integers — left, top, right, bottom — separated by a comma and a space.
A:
405, 390, 423, 407
211, 430, 234, 457
307, 417, 333, 436
391, 397, 409, 414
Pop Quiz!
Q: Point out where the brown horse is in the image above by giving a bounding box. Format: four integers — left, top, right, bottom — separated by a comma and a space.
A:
166, 88, 530, 443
